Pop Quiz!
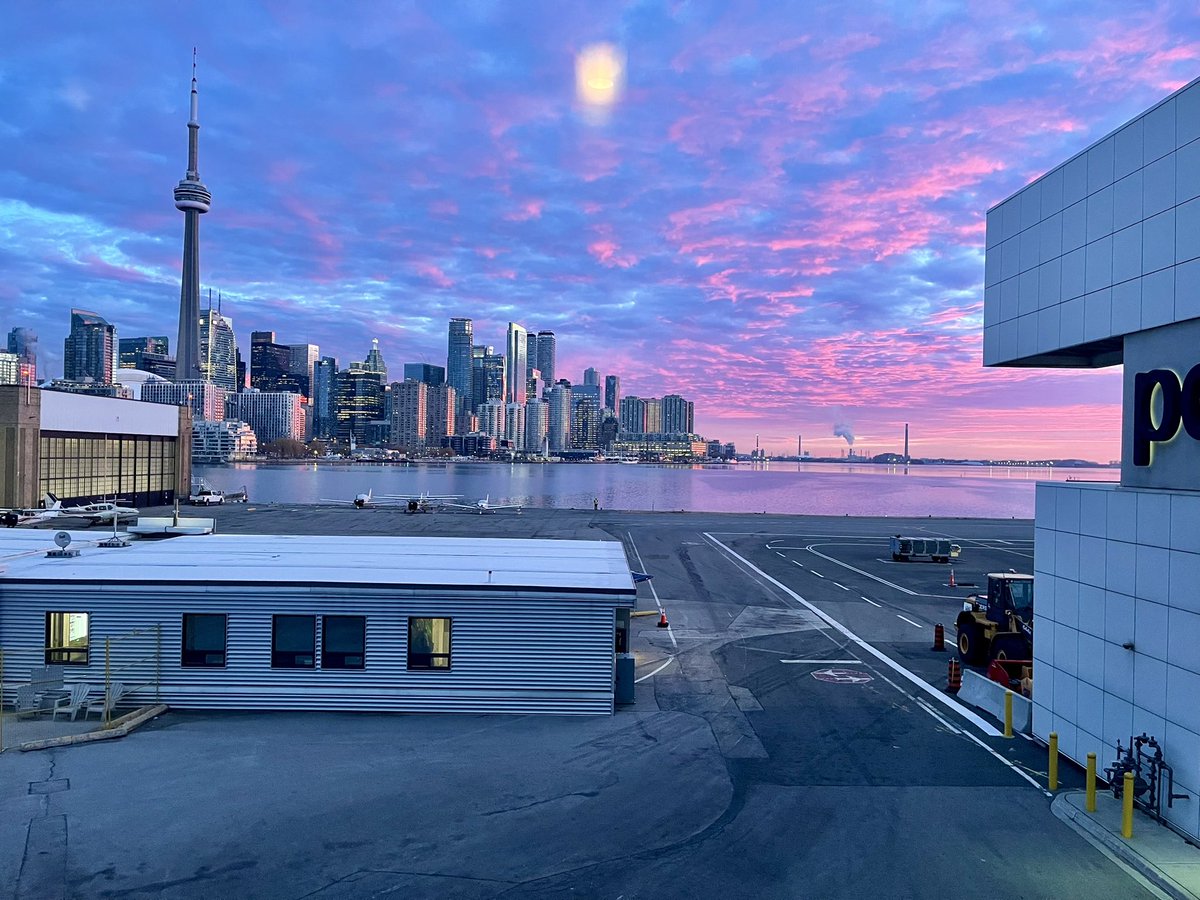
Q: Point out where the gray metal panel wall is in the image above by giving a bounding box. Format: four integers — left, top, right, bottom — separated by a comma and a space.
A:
0, 583, 627, 715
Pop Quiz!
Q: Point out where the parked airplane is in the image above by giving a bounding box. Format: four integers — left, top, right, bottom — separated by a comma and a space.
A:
381, 492, 462, 513
1, 496, 63, 527
320, 489, 377, 509
60, 500, 139, 527
444, 495, 523, 515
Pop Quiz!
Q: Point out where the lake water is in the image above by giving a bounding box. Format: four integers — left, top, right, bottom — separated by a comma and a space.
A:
194, 461, 1119, 519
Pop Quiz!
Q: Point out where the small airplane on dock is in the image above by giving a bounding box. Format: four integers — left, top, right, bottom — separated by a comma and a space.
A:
380, 492, 462, 513
320, 489, 378, 509
1, 496, 63, 527
443, 495, 523, 515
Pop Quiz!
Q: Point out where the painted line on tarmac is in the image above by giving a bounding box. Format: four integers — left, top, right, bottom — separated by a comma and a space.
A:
832, 581, 849, 591
701, 532, 1003, 738
861, 596, 883, 608
627, 532, 677, 650
776, 551, 787, 558
896, 614, 924, 628
791, 560, 804, 568
806, 544, 918, 595
779, 659, 861, 665
810, 569, 825, 578
635, 658, 675, 683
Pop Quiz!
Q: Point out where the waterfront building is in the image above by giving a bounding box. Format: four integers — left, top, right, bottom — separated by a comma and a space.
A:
119, 336, 170, 370
504, 401, 526, 451
250, 332, 301, 393
548, 380, 572, 451
391, 379, 428, 454
619, 396, 647, 434
583, 367, 600, 387
64, 309, 117, 384
571, 394, 601, 451
0, 385, 190, 508
472, 349, 505, 413
525, 397, 548, 453
662, 394, 694, 434
599, 416, 619, 451
526, 370, 544, 405
311, 356, 338, 441
0, 351, 17, 385
611, 434, 708, 459
6, 327, 37, 382
983, 77, 1200, 843
289, 343, 319, 396
448, 432, 496, 455
362, 338, 387, 382
142, 380, 226, 422
426, 383, 456, 450
334, 369, 384, 445
604, 375, 620, 414
44, 381, 132, 399
525, 332, 537, 379
447, 318, 474, 419
505, 322, 528, 406
477, 400, 506, 442
404, 363, 445, 386
192, 419, 257, 463
644, 398, 663, 433
173, 54, 211, 383
535, 330, 556, 389
226, 391, 305, 445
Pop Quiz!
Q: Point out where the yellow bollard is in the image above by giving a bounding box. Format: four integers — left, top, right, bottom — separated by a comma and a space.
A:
1086, 753, 1097, 812
1122, 771, 1135, 839
1004, 690, 1014, 739
1048, 732, 1059, 791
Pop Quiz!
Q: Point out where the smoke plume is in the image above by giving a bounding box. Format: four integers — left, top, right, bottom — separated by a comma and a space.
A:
833, 423, 855, 446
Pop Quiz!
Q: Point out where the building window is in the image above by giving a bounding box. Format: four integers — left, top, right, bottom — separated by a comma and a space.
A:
322, 616, 366, 669
182, 613, 227, 668
272, 615, 315, 668
45, 612, 89, 665
407, 617, 451, 670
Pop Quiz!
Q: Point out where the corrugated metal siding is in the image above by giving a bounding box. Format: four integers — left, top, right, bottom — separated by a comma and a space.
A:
0, 583, 628, 715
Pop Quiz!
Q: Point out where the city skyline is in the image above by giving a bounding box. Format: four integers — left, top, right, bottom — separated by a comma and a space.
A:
5, 5, 1200, 458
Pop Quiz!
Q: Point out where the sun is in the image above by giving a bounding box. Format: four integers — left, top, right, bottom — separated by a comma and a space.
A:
576, 43, 625, 109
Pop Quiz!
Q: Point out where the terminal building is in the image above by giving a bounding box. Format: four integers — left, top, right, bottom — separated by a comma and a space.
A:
985, 77, 1200, 841
0, 385, 191, 509
0, 531, 637, 715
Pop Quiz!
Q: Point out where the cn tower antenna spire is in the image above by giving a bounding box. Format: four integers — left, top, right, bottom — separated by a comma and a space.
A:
174, 49, 212, 384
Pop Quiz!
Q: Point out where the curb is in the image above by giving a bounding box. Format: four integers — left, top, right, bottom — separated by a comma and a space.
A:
17, 704, 169, 752
1051, 791, 1197, 900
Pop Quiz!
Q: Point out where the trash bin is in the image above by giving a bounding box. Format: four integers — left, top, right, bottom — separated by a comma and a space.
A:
615, 653, 635, 704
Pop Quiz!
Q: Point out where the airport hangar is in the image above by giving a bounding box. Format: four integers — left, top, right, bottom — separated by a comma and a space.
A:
0, 531, 637, 715
0, 385, 192, 510
985, 76, 1200, 840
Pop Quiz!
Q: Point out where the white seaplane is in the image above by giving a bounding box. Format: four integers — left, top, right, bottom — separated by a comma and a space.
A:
1, 495, 64, 527
443, 495, 523, 515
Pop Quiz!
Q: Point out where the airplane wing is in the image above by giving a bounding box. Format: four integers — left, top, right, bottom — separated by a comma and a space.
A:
487, 504, 524, 512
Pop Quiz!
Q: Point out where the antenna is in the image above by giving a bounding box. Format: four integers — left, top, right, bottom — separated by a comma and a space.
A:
192, 47, 197, 81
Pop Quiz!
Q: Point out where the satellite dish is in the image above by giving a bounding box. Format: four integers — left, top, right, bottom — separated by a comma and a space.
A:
54, 531, 72, 549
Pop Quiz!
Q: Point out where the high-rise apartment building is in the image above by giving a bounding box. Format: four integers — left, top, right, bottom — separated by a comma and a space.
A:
548, 380, 572, 451
662, 394, 695, 434
535, 331, 556, 390
142, 380, 227, 422
447, 318, 473, 416
0, 352, 18, 385
604, 375, 620, 413
6, 327, 37, 382
504, 402, 526, 451
477, 400, 506, 442
335, 369, 384, 445
644, 397, 663, 433
505, 322, 528, 405
391, 380, 428, 454
525, 332, 537, 379
312, 356, 338, 441
472, 348, 505, 412
426, 383, 456, 449
403, 363, 445, 386
64, 309, 117, 383
525, 397, 548, 454
199, 311, 237, 390
571, 393, 601, 450
619, 396, 647, 434
226, 391, 305, 445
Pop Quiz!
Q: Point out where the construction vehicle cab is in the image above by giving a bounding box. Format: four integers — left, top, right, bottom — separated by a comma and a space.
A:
955, 573, 1034, 665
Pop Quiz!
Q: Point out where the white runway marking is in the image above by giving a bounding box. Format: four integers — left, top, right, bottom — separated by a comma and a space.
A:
776, 551, 787, 558
861, 596, 883, 607
635, 658, 674, 683
791, 560, 804, 567
810, 569, 825, 578
896, 614, 923, 628
627, 532, 677, 650
779, 659, 861, 665
833, 582, 849, 591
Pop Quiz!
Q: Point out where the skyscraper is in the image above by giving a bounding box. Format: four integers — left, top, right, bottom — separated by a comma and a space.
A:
403, 363, 445, 386
583, 367, 600, 387
619, 396, 647, 434
571, 393, 601, 450
447, 318, 473, 416
548, 380, 572, 451
7, 327, 37, 380
362, 338, 387, 381
173, 52, 212, 383
472, 348, 505, 412
662, 394, 694, 433
535, 331, 556, 389
250, 332, 298, 392
525, 397, 548, 453
64, 309, 116, 383
604, 374, 620, 413
426, 383, 456, 449
312, 356, 338, 441
391, 380, 428, 454
504, 402, 526, 451
200, 308, 237, 390
119, 336, 170, 369
335, 369, 384, 445
505, 322, 528, 405
289, 343, 319, 396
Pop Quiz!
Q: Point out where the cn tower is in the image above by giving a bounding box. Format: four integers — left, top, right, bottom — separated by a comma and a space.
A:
173, 49, 211, 382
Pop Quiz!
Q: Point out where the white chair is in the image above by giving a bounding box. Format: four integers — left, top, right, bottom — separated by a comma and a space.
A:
15, 685, 40, 718
52, 683, 91, 722
84, 681, 125, 720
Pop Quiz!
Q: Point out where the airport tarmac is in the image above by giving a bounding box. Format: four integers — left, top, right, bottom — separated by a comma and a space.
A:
2, 505, 1161, 898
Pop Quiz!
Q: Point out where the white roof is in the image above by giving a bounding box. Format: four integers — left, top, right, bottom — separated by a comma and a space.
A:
0, 531, 635, 595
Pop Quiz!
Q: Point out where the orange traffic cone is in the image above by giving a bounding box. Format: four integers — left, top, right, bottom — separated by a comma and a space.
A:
949, 568, 956, 588
657, 610, 670, 628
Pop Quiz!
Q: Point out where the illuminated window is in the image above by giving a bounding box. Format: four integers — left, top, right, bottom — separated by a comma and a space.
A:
182, 613, 227, 667
407, 617, 451, 670
272, 615, 315, 668
322, 616, 365, 669
45, 612, 89, 665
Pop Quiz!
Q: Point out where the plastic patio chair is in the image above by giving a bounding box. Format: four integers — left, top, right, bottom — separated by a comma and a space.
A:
52, 683, 91, 722
84, 681, 125, 721
15, 685, 40, 718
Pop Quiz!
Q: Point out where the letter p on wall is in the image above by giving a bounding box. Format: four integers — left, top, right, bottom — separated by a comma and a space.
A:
1133, 365, 1200, 466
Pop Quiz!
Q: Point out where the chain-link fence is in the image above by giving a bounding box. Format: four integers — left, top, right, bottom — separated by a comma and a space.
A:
0, 624, 161, 751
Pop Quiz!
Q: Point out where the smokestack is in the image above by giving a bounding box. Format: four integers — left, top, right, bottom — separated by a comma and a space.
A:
797, 434, 802, 458
904, 423, 909, 463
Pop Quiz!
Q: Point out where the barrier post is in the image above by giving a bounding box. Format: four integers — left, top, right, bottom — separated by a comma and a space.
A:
1122, 771, 1135, 839
1004, 690, 1014, 739
1048, 731, 1058, 790
104, 637, 112, 729
1086, 752, 1096, 812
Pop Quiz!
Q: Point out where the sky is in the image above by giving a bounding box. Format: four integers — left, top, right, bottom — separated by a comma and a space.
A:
3, 2, 1200, 460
